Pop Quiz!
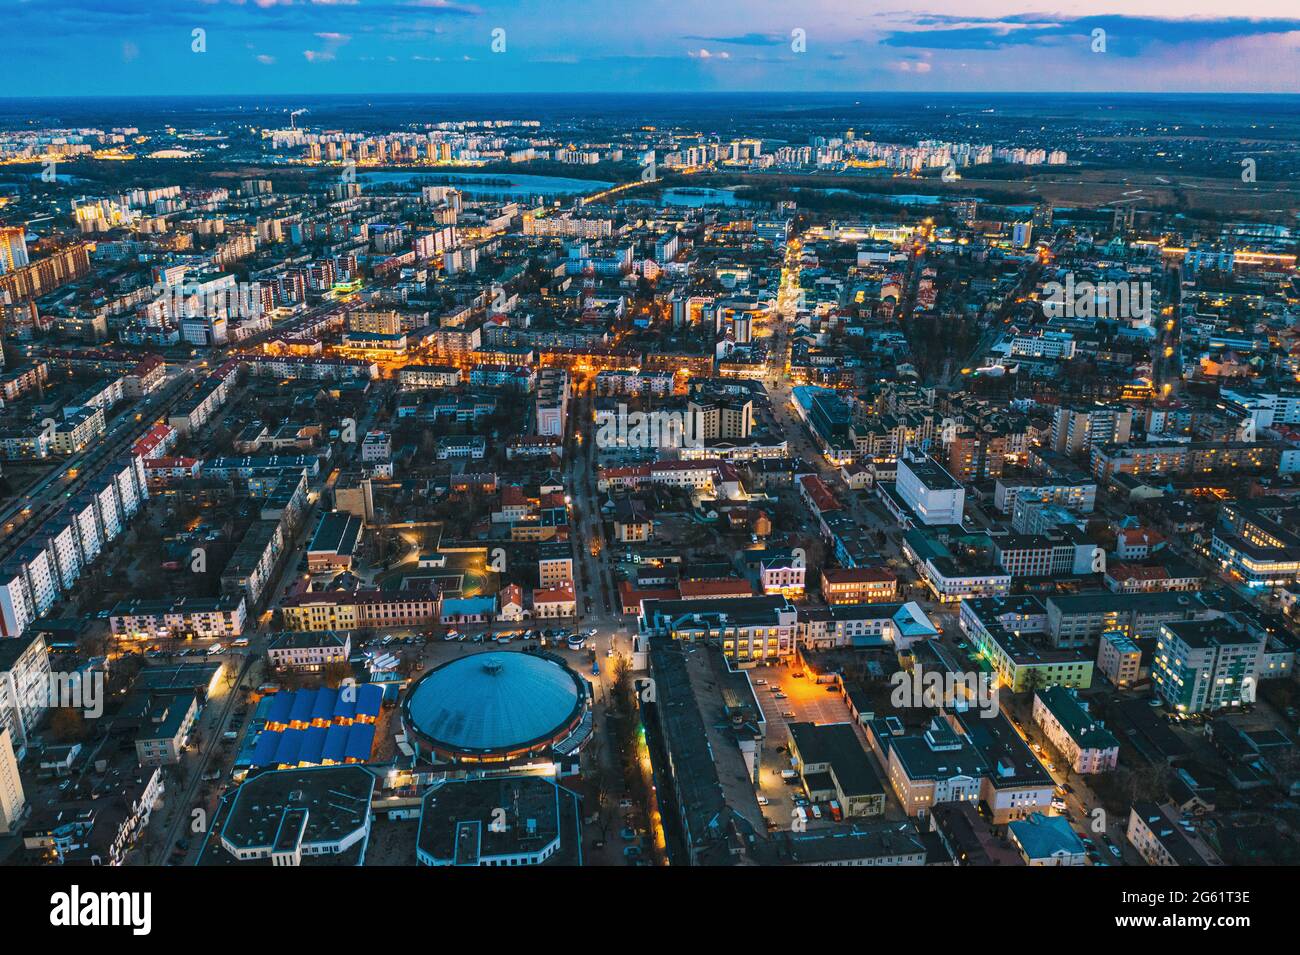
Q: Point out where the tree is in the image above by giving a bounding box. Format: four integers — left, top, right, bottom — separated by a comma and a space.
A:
49, 707, 87, 743
317, 653, 355, 693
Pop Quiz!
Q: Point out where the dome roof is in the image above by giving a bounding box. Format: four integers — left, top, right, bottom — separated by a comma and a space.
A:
404, 651, 584, 754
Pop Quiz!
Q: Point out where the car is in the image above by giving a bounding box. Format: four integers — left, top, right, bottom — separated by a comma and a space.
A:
809, 804, 822, 819
791, 671, 805, 678
825, 685, 838, 693
622, 846, 642, 858
618, 799, 633, 809
1108, 844, 1122, 859
781, 711, 797, 719
756, 795, 770, 806
620, 827, 638, 841
754, 678, 767, 686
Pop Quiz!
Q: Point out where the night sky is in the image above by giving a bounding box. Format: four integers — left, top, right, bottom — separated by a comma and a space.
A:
3, 0, 1299, 95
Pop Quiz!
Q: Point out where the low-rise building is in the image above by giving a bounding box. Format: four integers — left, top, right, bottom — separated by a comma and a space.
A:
1032, 685, 1119, 774
1126, 801, 1221, 866
196, 765, 376, 865
787, 722, 885, 817
820, 566, 898, 604
110, 595, 248, 640
1007, 812, 1087, 865
415, 775, 583, 866
134, 693, 200, 766
267, 630, 351, 672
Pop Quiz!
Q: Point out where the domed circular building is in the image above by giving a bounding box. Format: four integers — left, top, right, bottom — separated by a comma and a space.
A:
402, 651, 588, 764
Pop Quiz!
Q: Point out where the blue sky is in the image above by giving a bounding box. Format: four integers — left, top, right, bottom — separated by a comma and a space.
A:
3, 0, 1300, 95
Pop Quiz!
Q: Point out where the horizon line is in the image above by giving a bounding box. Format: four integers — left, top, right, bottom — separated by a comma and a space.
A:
4, 89, 1300, 102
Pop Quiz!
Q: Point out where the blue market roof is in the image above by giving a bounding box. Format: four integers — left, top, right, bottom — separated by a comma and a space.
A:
346, 723, 376, 762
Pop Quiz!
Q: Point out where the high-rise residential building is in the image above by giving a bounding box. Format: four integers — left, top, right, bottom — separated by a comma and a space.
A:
1051, 403, 1133, 457
0, 726, 25, 834
1153, 618, 1265, 715
0, 632, 51, 760
687, 393, 753, 441
0, 226, 28, 274
895, 452, 966, 526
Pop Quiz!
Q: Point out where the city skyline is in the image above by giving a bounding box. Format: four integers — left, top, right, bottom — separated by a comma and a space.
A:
0, 0, 1298, 908
2, 1, 1300, 95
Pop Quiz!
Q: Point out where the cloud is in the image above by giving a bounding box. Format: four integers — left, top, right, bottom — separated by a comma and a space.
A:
880, 14, 1300, 55
401, 0, 482, 14
303, 29, 350, 62
681, 32, 784, 46
687, 48, 730, 59
255, 53, 276, 64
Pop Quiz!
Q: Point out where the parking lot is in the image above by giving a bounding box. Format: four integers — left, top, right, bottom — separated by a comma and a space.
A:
751, 663, 868, 830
